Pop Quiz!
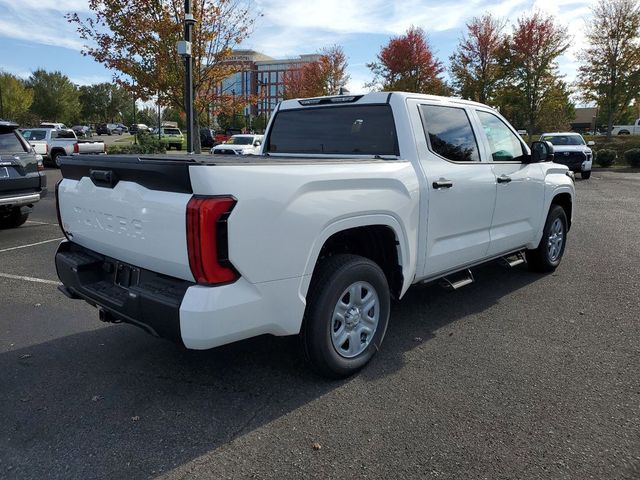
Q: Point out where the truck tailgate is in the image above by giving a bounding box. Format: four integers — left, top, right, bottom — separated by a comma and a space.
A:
57, 155, 195, 281
77, 141, 105, 154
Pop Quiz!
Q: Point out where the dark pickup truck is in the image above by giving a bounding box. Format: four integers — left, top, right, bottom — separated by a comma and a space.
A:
0, 121, 47, 228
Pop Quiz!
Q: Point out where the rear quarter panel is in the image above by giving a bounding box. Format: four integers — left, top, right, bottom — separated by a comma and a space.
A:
189, 161, 421, 295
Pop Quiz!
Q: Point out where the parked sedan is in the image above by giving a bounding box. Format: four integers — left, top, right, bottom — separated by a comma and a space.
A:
72, 125, 92, 138
0, 121, 47, 228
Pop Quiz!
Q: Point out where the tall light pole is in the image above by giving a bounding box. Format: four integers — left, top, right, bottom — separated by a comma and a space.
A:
177, 0, 196, 153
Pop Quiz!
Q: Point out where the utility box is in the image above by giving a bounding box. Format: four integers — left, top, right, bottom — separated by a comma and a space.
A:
176, 40, 192, 57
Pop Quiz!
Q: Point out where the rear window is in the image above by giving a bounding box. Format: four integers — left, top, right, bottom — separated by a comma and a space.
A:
227, 136, 253, 145
163, 128, 181, 135
267, 105, 399, 156
0, 131, 28, 153
21, 129, 47, 141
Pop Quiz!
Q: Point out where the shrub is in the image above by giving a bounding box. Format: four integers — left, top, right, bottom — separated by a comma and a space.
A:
623, 148, 640, 168
106, 134, 166, 154
595, 149, 616, 167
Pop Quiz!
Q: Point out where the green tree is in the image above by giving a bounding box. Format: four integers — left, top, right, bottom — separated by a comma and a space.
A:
577, 0, 640, 138
499, 13, 570, 137
0, 72, 34, 123
79, 83, 131, 123
27, 69, 80, 125
450, 14, 507, 104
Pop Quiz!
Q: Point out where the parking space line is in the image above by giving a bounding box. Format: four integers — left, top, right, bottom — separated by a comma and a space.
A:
26, 220, 57, 225
0, 272, 62, 286
0, 237, 65, 253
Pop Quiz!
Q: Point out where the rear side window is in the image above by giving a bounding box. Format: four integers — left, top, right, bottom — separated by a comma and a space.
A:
420, 105, 480, 162
57, 130, 76, 139
267, 105, 399, 156
21, 129, 47, 141
0, 131, 28, 153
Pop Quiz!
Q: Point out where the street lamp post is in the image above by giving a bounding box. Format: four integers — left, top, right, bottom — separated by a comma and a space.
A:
177, 0, 196, 153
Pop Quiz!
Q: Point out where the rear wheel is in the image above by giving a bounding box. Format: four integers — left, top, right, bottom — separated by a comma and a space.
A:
51, 151, 62, 168
301, 254, 390, 378
581, 170, 591, 179
526, 205, 568, 272
0, 208, 29, 229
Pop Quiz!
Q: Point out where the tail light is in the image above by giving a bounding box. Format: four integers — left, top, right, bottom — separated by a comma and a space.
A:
186, 196, 238, 285
73, 143, 79, 154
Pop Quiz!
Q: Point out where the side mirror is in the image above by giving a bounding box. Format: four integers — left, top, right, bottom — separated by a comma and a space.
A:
530, 140, 554, 163
587, 140, 595, 146
254, 140, 261, 147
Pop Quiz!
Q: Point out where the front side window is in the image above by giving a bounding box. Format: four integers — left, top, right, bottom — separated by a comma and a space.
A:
476, 110, 526, 162
420, 105, 480, 162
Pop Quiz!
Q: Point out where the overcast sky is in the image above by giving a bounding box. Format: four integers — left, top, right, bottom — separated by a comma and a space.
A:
0, 0, 597, 94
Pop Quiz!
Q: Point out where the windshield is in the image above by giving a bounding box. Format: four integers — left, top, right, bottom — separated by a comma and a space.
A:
21, 129, 47, 141
542, 135, 585, 146
226, 136, 253, 145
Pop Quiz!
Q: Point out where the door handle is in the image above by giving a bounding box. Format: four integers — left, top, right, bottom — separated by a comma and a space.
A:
497, 175, 512, 184
432, 179, 453, 189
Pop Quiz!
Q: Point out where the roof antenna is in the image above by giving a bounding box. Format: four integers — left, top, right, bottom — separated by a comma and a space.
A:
338, 86, 350, 96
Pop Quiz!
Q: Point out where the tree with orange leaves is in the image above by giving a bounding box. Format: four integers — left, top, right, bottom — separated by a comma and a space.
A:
367, 26, 448, 95
282, 45, 350, 99
67, 0, 254, 152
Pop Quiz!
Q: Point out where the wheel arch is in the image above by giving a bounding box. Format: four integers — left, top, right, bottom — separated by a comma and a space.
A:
551, 191, 573, 230
300, 215, 413, 302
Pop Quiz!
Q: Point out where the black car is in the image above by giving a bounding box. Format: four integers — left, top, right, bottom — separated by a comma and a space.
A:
0, 122, 47, 229
200, 128, 216, 148
96, 123, 112, 135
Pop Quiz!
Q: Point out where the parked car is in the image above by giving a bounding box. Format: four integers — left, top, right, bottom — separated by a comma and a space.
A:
55, 92, 575, 377
40, 122, 66, 130
540, 132, 593, 179
129, 123, 151, 134
21, 128, 105, 167
96, 123, 124, 135
210, 134, 263, 155
72, 125, 92, 138
116, 123, 128, 133
156, 127, 184, 150
0, 121, 47, 228
200, 128, 216, 148
610, 118, 640, 135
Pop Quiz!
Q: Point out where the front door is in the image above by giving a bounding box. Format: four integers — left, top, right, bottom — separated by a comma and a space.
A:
473, 109, 545, 256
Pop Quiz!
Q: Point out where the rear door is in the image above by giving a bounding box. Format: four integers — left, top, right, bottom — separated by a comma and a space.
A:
473, 109, 545, 255
409, 101, 498, 277
0, 126, 41, 195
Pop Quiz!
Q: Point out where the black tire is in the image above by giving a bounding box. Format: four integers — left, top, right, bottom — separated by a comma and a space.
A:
526, 205, 568, 272
301, 254, 390, 378
51, 151, 62, 168
0, 209, 28, 229
174, 144, 182, 151
581, 170, 591, 179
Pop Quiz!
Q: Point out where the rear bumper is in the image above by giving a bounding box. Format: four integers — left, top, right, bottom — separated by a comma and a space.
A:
0, 192, 41, 207
55, 241, 307, 349
55, 241, 192, 344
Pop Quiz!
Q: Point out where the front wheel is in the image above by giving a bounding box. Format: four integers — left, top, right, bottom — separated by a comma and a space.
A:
301, 254, 390, 378
526, 205, 568, 272
581, 170, 591, 179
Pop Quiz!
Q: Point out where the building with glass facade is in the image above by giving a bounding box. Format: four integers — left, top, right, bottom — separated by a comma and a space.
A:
218, 50, 321, 120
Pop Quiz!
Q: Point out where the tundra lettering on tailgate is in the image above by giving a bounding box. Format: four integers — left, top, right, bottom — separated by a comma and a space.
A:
73, 206, 144, 240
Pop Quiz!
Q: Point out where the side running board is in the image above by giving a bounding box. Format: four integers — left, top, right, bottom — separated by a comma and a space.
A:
500, 252, 526, 268
439, 269, 475, 290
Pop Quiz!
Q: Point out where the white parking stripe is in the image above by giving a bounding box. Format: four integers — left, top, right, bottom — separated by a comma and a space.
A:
26, 220, 57, 225
0, 237, 64, 253
0, 272, 62, 286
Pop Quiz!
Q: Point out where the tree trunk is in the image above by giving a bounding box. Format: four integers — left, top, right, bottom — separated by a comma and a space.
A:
193, 115, 202, 154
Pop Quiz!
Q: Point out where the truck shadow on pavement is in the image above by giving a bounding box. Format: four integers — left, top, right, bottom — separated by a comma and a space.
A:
0, 262, 541, 479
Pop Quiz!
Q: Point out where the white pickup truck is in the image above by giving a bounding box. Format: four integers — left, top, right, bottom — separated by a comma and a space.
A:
55, 92, 575, 377
611, 118, 640, 135
20, 128, 105, 167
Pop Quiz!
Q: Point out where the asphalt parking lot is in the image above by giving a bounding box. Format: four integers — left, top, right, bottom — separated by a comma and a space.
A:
1, 169, 639, 479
